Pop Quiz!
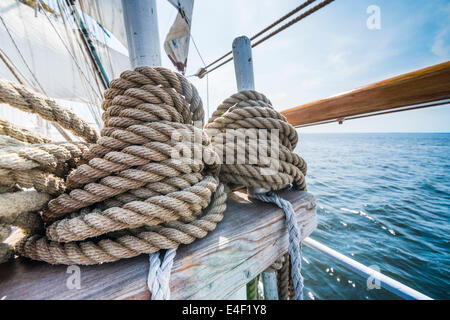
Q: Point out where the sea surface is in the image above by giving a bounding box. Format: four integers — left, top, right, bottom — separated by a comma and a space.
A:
294, 133, 450, 300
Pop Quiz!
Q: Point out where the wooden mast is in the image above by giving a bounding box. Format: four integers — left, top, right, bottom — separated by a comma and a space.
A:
121, 0, 161, 68
232, 36, 280, 300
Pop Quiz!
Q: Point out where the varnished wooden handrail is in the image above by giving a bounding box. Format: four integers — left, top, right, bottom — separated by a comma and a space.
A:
281, 61, 450, 127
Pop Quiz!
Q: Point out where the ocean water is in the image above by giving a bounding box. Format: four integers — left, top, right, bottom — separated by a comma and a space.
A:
294, 133, 450, 300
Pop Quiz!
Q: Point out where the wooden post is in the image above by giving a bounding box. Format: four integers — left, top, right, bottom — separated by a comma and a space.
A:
232, 36, 255, 91
232, 35, 279, 300
121, 0, 161, 68
261, 272, 279, 300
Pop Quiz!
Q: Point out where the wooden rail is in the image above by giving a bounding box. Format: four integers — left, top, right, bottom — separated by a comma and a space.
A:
281, 61, 450, 127
0, 190, 316, 300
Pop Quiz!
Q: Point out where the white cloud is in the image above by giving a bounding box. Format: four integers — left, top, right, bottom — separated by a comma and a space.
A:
432, 26, 450, 59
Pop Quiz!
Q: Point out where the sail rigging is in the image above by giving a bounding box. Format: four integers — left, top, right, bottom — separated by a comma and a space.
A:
0, 0, 129, 102
0, 0, 131, 135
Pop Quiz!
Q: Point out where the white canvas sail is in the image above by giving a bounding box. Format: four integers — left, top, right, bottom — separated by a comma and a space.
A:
0, 0, 129, 103
77, 0, 195, 73
77, 0, 127, 46
164, 0, 194, 73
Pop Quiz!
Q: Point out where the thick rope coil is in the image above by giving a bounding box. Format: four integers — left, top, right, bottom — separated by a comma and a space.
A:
16, 182, 227, 265
206, 90, 307, 300
0, 224, 11, 242
205, 90, 306, 191
2, 211, 43, 235
0, 78, 99, 143
0, 243, 13, 263
11, 72, 309, 301
16, 67, 227, 289
0, 191, 50, 220
0, 168, 66, 195
0, 191, 46, 235
276, 253, 291, 300
0, 118, 51, 144
0, 142, 88, 175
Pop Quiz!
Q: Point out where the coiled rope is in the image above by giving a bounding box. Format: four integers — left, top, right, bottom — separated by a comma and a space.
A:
206, 90, 307, 300
14, 67, 228, 301
0, 142, 89, 195
2, 67, 307, 300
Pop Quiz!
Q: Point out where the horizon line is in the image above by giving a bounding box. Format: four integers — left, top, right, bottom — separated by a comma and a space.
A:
298, 131, 450, 134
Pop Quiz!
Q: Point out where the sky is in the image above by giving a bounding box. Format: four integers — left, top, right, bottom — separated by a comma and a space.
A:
2, 0, 448, 135
151, 0, 450, 133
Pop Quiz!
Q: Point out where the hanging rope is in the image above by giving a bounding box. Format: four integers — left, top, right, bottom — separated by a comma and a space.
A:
0, 141, 89, 196
252, 192, 304, 300
0, 191, 49, 220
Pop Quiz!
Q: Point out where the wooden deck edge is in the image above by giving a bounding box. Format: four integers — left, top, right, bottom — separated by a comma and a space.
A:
0, 190, 316, 300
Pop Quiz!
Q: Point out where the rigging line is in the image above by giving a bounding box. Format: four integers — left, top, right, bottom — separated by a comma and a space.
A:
56, 0, 103, 132
65, 0, 109, 88
77, 0, 115, 76
190, 33, 210, 118
250, 0, 316, 40
56, 0, 102, 129
0, 16, 46, 94
294, 100, 450, 128
56, 1, 102, 108
38, 0, 102, 99
200, 0, 334, 77
203, 0, 317, 71
58, 0, 103, 89
252, 0, 334, 47
0, 48, 33, 88
0, 20, 73, 141
58, 0, 105, 101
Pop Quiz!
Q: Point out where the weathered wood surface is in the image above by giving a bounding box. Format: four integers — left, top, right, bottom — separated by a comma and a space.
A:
0, 190, 316, 300
282, 61, 450, 127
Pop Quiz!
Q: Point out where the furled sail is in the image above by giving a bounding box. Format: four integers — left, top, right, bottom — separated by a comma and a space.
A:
74, 0, 195, 73
164, 0, 194, 73
0, 0, 129, 103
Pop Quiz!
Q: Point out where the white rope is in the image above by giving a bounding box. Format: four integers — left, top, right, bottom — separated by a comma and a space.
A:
147, 248, 177, 300
253, 190, 304, 300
